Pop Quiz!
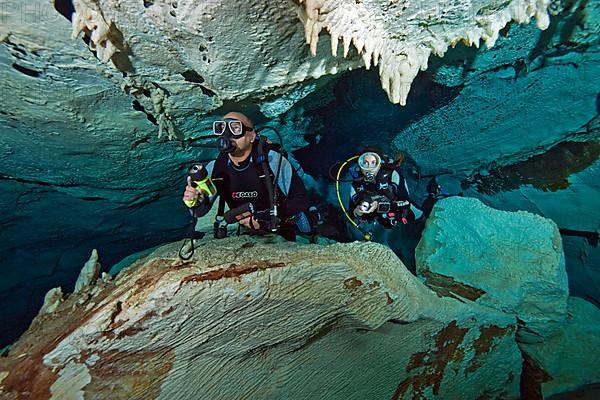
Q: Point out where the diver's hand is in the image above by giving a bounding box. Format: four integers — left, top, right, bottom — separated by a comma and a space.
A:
239, 216, 260, 230
353, 201, 378, 217
183, 176, 205, 207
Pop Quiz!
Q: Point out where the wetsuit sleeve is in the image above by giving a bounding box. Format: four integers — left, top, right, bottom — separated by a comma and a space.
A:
188, 160, 218, 218
268, 152, 310, 219
348, 185, 364, 220
391, 170, 423, 218
349, 185, 358, 210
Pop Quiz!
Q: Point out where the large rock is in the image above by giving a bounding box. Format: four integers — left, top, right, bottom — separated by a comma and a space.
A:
0, 0, 592, 350
416, 196, 568, 342
521, 297, 600, 398
0, 238, 521, 399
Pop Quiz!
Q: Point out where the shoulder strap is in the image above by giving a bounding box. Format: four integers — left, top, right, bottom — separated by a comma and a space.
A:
377, 170, 400, 201
212, 152, 229, 175
212, 152, 229, 219
256, 137, 278, 231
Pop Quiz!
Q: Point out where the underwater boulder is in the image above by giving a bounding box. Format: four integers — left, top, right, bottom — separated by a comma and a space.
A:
0, 238, 521, 399
520, 296, 600, 398
416, 196, 569, 343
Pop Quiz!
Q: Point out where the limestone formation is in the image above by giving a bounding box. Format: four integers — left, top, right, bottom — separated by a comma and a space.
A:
520, 297, 600, 398
63, 0, 555, 112
414, 197, 600, 397
1, 0, 597, 374
67, 0, 360, 122
297, 0, 552, 104
40, 288, 64, 315
0, 238, 521, 399
74, 249, 101, 293
416, 196, 568, 343
72, 0, 125, 63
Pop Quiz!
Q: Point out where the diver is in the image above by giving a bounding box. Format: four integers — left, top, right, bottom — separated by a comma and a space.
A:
182, 112, 315, 242
349, 149, 417, 228
334, 148, 422, 241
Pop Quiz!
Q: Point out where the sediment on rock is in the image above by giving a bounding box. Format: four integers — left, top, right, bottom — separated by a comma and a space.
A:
0, 238, 522, 400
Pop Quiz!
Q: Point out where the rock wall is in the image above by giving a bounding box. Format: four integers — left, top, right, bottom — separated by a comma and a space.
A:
416, 197, 600, 397
520, 296, 600, 398
0, 238, 522, 399
1, 0, 598, 355
416, 197, 569, 342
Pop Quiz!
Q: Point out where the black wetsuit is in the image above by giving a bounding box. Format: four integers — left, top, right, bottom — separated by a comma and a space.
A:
190, 140, 310, 238
349, 167, 414, 228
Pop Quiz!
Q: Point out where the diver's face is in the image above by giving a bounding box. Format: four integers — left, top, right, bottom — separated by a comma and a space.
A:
362, 155, 381, 176
230, 130, 256, 156
363, 155, 378, 169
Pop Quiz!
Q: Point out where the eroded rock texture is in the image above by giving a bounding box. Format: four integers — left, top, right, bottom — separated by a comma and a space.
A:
65, 0, 554, 109
0, 239, 521, 399
416, 198, 600, 397
68, 0, 360, 129
520, 296, 600, 398
0, 0, 598, 357
416, 197, 568, 343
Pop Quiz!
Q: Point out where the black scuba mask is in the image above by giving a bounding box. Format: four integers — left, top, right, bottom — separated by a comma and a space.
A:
214, 119, 251, 153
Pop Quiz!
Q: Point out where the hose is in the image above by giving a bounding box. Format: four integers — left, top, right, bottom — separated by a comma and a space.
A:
335, 155, 372, 241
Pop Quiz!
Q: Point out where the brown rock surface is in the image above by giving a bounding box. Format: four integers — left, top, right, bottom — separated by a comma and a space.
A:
0, 237, 521, 399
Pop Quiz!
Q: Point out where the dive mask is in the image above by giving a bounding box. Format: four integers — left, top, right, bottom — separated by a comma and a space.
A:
213, 119, 253, 138
213, 118, 253, 153
358, 152, 382, 182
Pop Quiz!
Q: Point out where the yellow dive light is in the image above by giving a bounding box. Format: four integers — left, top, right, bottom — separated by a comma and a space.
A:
184, 164, 217, 208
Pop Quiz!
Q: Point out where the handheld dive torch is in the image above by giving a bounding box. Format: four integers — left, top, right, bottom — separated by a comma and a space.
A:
184, 164, 217, 208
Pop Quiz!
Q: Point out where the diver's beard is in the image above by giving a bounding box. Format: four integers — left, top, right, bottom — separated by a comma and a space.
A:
230, 145, 244, 157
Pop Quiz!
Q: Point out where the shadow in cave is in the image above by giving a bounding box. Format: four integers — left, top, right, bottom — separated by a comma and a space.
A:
528, 0, 590, 63
290, 68, 463, 268
293, 68, 462, 181
53, 0, 75, 22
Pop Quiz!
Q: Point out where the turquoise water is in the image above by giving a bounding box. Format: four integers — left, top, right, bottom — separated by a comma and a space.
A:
0, 1, 598, 397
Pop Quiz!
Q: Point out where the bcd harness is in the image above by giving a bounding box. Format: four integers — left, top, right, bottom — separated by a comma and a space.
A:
352, 166, 411, 225
212, 136, 283, 235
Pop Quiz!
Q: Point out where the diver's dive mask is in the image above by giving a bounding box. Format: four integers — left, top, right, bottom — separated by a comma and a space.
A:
213, 119, 253, 153
358, 152, 382, 182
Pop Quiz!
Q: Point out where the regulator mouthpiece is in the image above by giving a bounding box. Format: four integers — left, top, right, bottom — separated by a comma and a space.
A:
217, 136, 236, 153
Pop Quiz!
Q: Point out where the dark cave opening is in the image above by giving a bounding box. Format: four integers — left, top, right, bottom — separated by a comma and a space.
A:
293, 69, 462, 181
132, 100, 158, 125
53, 0, 75, 22
11, 63, 40, 78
